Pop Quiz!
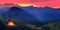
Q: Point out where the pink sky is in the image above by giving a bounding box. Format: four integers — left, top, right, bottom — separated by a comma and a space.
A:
0, 0, 60, 8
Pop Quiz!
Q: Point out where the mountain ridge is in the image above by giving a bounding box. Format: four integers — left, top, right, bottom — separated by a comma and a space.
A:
1, 5, 60, 24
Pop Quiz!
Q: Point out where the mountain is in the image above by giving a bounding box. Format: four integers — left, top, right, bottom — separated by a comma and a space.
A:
1, 4, 60, 24
2, 6, 41, 25
0, 5, 60, 30
21, 6, 60, 24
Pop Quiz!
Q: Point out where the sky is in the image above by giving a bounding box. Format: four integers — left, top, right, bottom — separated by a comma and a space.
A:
0, 0, 60, 8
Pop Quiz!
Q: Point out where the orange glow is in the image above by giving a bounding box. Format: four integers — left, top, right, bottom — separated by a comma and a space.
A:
18, 3, 32, 7
7, 21, 15, 27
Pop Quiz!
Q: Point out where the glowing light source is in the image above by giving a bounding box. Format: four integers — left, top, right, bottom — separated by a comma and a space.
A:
18, 3, 32, 7
7, 21, 15, 27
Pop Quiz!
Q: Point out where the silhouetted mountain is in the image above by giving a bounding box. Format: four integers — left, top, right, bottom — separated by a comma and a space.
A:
1, 6, 60, 30
21, 6, 60, 24
2, 6, 41, 25
1, 5, 60, 24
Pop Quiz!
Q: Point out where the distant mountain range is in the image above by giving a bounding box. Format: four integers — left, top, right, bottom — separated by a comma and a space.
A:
0, 4, 60, 24
21, 6, 60, 23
